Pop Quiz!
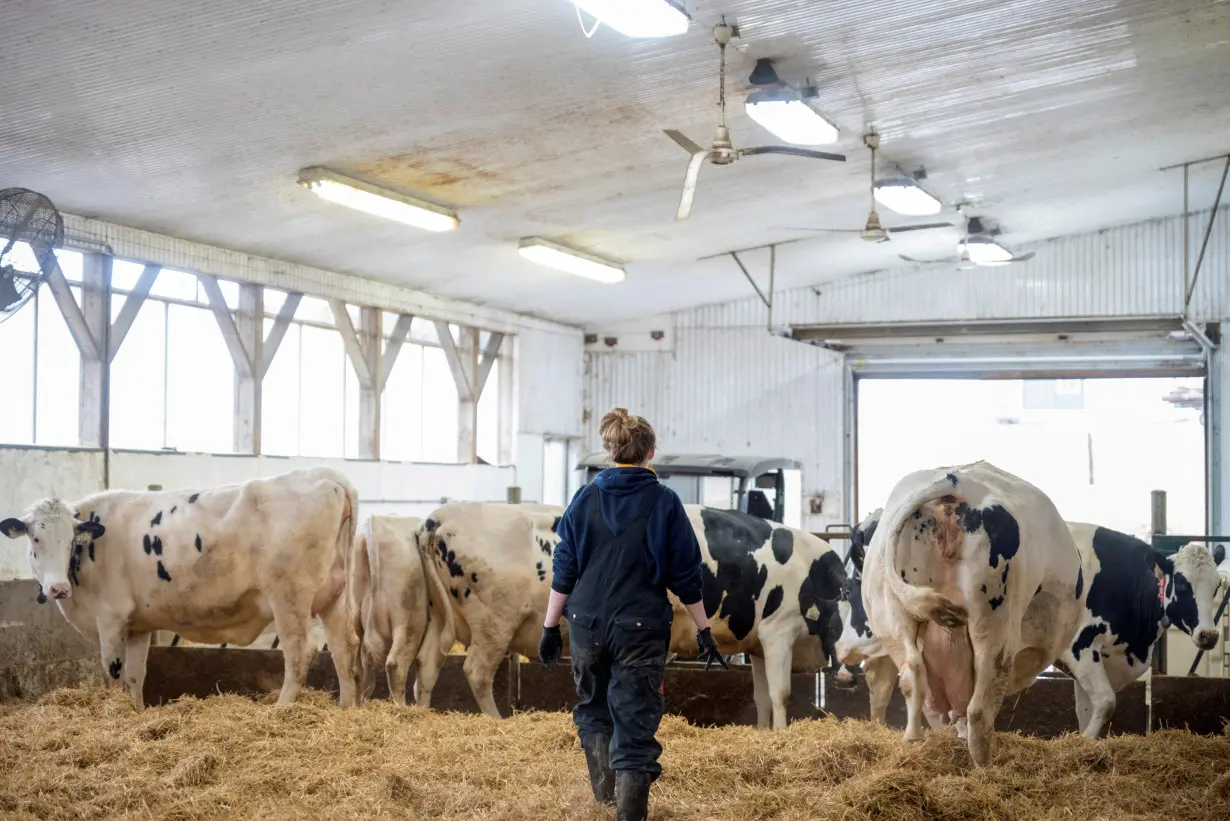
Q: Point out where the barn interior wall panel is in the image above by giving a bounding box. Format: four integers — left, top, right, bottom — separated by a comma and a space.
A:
516, 327, 585, 437
586, 313, 846, 531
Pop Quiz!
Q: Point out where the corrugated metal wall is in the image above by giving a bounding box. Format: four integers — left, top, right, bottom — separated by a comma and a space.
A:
518, 327, 585, 436
586, 207, 1229, 532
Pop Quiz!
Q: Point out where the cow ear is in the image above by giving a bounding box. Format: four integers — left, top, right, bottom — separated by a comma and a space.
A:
0, 518, 27, 539
1213, 543, 1226, 566
75, 519, 105, 540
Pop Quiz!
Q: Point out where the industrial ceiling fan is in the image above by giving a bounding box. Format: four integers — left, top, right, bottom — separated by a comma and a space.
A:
664, 21, 847, 221
898, 208, 1035, 267
781, 132, 953, 242
0, 187, 63, 323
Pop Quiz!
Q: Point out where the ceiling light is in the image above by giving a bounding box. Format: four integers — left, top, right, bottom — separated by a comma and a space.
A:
570, 0, 690, 38
873, 177, 943, 216
961, 236, 1015, 265
298, 166, 459, 232
518, 237, 625, 284
745, 89, 839, 146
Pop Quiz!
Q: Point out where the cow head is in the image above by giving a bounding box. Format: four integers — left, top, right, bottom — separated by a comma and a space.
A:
836, 508, 882, 665
1, 499, 105, 601
1161, 543, 1226, 651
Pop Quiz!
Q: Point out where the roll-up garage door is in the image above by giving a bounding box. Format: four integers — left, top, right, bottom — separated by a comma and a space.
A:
788, 316, 1211, 378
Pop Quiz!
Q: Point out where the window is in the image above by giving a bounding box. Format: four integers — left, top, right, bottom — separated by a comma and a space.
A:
421, 347, 459, 462
543, 439, 569, 507
0, 294, 36, 445
477, 367, 499, 464
261, 316, 301, 457
298, 325, 346, 458
109, 292, 167, 450
164, 303, 234, 453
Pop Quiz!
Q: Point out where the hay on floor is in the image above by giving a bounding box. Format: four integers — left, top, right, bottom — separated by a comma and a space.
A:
1, 687, 1228, 820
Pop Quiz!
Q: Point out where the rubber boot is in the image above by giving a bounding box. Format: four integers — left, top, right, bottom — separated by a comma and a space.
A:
615, 771, 652, 821
581, 734, 614, 804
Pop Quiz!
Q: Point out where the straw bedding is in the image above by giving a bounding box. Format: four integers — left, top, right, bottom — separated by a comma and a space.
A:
1, 688, 1228, 821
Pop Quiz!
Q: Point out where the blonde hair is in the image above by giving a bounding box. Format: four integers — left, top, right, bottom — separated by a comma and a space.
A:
600, 407, 656, 465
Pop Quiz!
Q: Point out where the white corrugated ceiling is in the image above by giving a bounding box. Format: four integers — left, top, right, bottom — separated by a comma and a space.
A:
2, 0, 1227, 326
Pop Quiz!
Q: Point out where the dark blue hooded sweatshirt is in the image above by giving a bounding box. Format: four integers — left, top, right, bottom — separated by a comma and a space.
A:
551, 467, 704, 606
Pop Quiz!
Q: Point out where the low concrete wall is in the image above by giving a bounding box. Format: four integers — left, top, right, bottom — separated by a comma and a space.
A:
129, 648, 1227, 736
0, 580, 102, 700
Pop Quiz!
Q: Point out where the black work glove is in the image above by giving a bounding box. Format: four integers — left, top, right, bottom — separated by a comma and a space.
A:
539, 625, 562, 668
696, 627, 728, 670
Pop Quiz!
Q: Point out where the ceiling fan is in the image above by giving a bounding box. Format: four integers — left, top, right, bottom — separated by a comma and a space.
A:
664, 21, 847, 221
781, 132, 954, 242
899, 209, 1035, 267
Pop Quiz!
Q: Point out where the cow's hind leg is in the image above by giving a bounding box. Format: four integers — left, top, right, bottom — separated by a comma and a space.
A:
414, 616, 446, 709
318, 595, 361, 708
749, 653, 772, 729
965, 632, 1012, 767
360, 629, 388, 704
864, 654, 897, 724
1065, 652, 1116, 739
759, 635, 795, 730
123, 632, 152, 708
462, 621, 521, 718
269, 594, 315, 705
385, 623, 424, 707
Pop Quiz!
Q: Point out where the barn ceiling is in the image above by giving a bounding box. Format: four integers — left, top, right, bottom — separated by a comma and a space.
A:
2, 0, 1228, 327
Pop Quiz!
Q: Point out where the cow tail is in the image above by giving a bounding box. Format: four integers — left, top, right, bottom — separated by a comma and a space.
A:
352, 516, 374, 642
880, 474, 974, 630
334, 479, 362, 638
415, 524, 456, 655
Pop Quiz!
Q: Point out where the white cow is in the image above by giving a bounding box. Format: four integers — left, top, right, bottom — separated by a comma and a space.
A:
861, 461, 1086, 766
1, 467, 362, 708
416, 502, 845, 729
350, 514, 440, 705
840, 508, 1227, 738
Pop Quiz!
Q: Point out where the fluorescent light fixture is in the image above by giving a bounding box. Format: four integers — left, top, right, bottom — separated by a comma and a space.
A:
570, 0, 690, 38
518, 237, 625, 284
745, 89, 839, 145
298, 166, 459, 232
961, 236, 1015, 265
873, 177, 943, 216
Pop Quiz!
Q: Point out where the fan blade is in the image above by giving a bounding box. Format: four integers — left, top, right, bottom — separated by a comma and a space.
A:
676, 150, 712, 221
664, 129, 706, 155
885, 222, 955, 234
898, 254, 959, 264
1010, 251, 1036, 262
739, 146, 847, 162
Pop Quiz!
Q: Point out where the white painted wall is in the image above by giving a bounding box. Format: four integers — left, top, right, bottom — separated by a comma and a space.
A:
1, 447, 516, 581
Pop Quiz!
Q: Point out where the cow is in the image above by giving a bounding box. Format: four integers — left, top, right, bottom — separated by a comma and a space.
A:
839, 505, 1227, 740
416, 502, 845, 729
349, 514, 439, 705
0, 467, 362, 709
860, 461, 1087, 766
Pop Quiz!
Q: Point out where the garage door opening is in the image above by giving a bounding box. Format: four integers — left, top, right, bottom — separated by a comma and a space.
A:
856, 376, 1206, 540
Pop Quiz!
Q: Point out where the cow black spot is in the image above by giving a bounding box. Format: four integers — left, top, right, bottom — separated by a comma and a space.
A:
1071, 622, 1109, 661
470, 572, 478, 583
989, 594, 1005, 611
450, 587, 459, 599
188, 493, 200, 504
698, 509, 774, 640
537, 537, 554, 557
1166, 574, 1200, 635
1084, 527, 1167, 665
1075, 566, 1084, 599
194, 534, 203, 552
150, 535, 163, 556
1035, 584, 1043, 597
109, 659, 122, 680
465, 588, 471, 598
770, 528, 793, 564
799, 551, 846, 629
550, 516, 561, 533
156, 561, 171, 582
88, 541, 95, 562
1091, 650, 1101, 663
170, 505, 177, 514
845, 575, 870, 638
150, 511, 162, 527
980, 584, 987, 594
424, 518, 439, 533
143, 534, 153, 555
912, 509, 921, 519
437, 539, 465, 578
761, 585, 784, 620
170, 635, 181, 647
956, 502, 982, 533
1001, 564, 1010, 587
946, 472, 958, 487
68, 552, 81, 587
983, 506, 1020, 568
901, 570, 907, 581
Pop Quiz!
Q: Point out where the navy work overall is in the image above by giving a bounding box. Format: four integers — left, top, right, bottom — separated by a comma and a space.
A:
566, 482, 671, 777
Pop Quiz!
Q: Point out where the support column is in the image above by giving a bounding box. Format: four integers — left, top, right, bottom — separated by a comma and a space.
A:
78, 254, 107, 448
359, 307, 382, 459
498, 336, 515, 465
436, 322, 504, 464
233, 284, 264, 454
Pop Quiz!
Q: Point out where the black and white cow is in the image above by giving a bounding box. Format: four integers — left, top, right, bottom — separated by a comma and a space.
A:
416, 502, 845, 729
859, 461, 1088, 766
838, 508, 1227, 739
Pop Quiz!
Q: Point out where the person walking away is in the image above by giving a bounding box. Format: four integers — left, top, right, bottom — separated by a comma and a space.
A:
538, 408, 727, 821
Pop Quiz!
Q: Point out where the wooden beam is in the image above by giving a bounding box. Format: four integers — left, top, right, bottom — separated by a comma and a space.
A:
108, 265, 161, 361
42, 256, 100, 361
259, 292, 302, 379
497, 336, 515, 465
475, 332, 505, 398
77, 255, 107, 448
358, 307, 382, 459
200, 275, 253, 379
233, 284, 263, 454
381, 313, 414, 393
331, 299, 373, 389
435, 320, 475, 403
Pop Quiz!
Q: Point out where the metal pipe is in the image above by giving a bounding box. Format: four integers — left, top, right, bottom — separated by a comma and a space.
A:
767, 243, 776, 332
1184, 155, 1230, 311
102, 256, 113, 489
1183, 163, 1190, 305
729, 251, 770, 308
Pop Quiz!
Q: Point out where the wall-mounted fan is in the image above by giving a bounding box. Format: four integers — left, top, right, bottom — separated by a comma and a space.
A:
0, 187, 64, 323
663, 21, 846, 221
899, 209, 1034, 267
780, 132, 953, 242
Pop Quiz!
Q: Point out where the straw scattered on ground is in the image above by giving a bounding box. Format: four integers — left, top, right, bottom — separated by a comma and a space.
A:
2, 687, 1229, 821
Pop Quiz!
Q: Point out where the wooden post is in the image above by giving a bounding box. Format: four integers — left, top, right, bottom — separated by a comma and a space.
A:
234, 284, 264, 454
77, 254, 107, 448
